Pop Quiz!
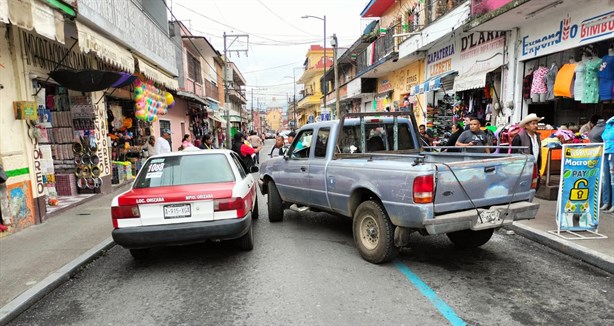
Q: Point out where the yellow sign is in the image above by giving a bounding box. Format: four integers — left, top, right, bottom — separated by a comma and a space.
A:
13, 101, 38, 120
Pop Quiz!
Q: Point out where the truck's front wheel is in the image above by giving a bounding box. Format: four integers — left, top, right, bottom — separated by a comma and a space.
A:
267, 181, 284, 222
353, 200, 398, 264
447, 228, 494, 248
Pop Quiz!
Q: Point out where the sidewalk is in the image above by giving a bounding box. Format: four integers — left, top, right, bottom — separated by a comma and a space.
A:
508, 197, 614, 273
0, 183, 130, 325
1, 184, 613, 325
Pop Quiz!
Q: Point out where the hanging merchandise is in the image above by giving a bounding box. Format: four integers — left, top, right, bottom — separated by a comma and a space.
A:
133, 79, 174, 122
582, 56, 602, 104
597, 49, 614, 102
553, 60, 576, 98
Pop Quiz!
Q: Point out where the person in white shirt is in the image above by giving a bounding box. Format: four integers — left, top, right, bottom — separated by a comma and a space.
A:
156, 129, 173, 154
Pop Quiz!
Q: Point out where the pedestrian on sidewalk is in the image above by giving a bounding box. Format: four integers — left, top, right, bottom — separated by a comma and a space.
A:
600, 116, 614, 211
156, 129, 172, 154
512, 113, 543, 168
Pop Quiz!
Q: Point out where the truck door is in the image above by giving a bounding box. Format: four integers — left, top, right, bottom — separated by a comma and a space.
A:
308, 127, 330, 209
275, 129, 313, 204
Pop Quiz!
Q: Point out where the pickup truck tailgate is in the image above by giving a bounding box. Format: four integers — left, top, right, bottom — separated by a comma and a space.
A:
432, 156, 534, 213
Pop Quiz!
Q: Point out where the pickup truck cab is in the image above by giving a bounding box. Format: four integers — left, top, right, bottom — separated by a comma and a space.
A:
259, 112, 540, 264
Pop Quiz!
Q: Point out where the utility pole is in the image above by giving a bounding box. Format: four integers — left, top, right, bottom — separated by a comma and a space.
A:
332, 33, 339, 119
223, 32, 249, 148
251, 88, 254, 131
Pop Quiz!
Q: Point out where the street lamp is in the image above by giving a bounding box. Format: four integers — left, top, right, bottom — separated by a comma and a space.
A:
301, 14, 327, 104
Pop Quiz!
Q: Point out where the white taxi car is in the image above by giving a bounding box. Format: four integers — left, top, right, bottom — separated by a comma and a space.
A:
111, 149, 259, 259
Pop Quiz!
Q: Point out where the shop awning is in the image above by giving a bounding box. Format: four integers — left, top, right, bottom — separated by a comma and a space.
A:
211, 113, 227, 125
411, 70, 457, 95
453, 66, 502, 92
135, 56, 179, 90
176, 90, 208, 106
76, 22, 134, 73
4, 0, 65, 43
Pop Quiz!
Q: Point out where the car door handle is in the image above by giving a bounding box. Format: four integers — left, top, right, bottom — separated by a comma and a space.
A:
300, 167, 307, 172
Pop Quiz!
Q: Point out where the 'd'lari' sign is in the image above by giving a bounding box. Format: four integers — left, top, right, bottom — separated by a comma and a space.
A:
133, 79, 175, 122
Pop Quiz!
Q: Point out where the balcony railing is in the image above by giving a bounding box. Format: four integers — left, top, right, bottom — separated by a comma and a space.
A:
204, 79, 219, 101
183, 77, 203, 97
356, 23, 399, 74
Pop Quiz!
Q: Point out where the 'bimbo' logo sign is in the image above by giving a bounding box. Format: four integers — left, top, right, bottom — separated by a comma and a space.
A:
521, 10, 614, 58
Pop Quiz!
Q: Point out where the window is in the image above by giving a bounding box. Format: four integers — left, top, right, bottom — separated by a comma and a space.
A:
290, 130, 313, 159
159, 120, 171, 136
338, 122, 416, 153
230, 152, 248, 179
133, 154, 235, 188
187, 53, 202, 83
314, 128, 329, 158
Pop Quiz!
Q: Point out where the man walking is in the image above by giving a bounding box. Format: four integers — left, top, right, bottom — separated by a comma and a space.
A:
456, 117, 491, 153
156, 129, 172, 154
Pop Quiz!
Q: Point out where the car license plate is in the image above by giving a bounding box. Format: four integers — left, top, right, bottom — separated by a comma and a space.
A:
478, 209, 501, 225
164, 204, 191, 219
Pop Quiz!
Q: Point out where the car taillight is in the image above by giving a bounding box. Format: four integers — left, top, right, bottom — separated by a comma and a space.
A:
215, 197, 247, 217
413, 175, 434, 204
111, 205, 140, 228
531, 164, 539, 189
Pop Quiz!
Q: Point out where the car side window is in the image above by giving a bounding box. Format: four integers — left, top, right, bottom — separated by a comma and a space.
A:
314, 128, 329, 158
230, 152, 248, 179
290, 130, 313, 159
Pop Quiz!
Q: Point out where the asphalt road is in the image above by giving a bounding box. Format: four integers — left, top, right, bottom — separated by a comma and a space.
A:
8, 143, 614, 326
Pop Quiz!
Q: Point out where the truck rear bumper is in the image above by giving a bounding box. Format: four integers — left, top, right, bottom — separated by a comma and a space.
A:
423, 201, 540, 235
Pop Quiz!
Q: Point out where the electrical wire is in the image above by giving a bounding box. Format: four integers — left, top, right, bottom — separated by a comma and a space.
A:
256, 0, 320, 37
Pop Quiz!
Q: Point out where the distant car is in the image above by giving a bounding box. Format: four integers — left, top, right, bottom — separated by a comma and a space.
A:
111, 149, 259, 259
265, 132, 275, 139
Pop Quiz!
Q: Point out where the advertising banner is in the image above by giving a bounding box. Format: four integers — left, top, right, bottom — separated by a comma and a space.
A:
556, 144, 603, 231
519, 3, 614, 60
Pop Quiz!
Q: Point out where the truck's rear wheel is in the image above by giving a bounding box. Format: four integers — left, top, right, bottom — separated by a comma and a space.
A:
267, 182, 284, 222
353, 200, 398, 264
447, 228, 494, 248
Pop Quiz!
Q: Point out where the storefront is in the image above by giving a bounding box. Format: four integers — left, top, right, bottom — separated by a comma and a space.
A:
412, 40, 458, 143
453, 31, 507, 128
389, 60, 425, 122
517, 3, 614, 128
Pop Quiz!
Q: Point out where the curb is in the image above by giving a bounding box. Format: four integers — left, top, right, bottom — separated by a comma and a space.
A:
507, 223, 614, 274
0, 238, 116, 326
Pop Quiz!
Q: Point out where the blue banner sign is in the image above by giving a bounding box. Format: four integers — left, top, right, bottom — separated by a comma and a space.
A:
556, 144, 603, 231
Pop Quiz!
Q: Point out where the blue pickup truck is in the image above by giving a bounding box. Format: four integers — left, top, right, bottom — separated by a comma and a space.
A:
259, 113, 540, 264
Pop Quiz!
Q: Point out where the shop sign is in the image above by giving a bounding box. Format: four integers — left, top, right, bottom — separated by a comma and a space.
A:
93, 100, 111, 177
13, 101, 38, 120
20, 30, 93, 71
378, 79, 392, 94
457, 31, 506, 73
520, 5, 614, 60
427, 44, 456, 78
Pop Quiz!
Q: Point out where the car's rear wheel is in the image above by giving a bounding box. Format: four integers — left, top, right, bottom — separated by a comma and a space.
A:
447, 228, 494, 249
353, 200, 398, 264
267, 182, 283, 222
237, 225, 254, 251
129, 248, 149, 260
252, 196, 259, 220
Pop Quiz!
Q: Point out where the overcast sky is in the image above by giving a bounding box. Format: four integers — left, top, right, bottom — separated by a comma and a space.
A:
170, 0, 371, 110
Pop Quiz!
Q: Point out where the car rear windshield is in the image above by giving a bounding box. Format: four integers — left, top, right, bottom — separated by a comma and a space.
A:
339, 122, 416, 153
133, 154, 235, 188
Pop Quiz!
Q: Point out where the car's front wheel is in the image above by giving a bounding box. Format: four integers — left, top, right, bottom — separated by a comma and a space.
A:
447, 228, 494, 248
353, 200, 398, 264
267, 181, 283, 222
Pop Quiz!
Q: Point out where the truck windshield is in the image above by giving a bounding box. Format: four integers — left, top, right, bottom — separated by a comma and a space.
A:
339, 122, 416, 153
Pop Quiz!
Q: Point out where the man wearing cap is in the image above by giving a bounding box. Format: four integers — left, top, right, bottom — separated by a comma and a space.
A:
512, 113, 543, 168
156, 129, 173, 154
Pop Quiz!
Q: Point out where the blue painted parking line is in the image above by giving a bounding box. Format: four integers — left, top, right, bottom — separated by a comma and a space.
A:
394, 260, 466, 326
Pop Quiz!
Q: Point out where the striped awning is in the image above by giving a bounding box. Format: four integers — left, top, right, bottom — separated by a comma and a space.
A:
411, 70, 457, 95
